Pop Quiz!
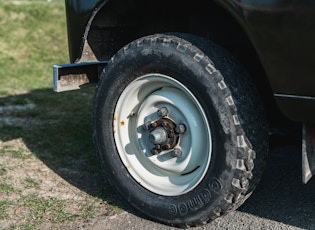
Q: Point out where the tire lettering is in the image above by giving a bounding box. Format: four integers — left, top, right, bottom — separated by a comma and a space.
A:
178, 203, 188, 215
200, 188, 212, 203
168, 185, 216, 216
209, 178, 222, 193
187, 199, 201, 211
187, 191, 209, 211
168, 204, 177, 216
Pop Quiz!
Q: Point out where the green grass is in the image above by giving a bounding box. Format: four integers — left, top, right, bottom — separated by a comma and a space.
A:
0, 0, 94, 173
0, 165, 7, 176
0, 184, 17, 194
0, 201, 12, 220
0, 0, 68, 92
22, 195, 75, 224
24, 178, 40, 189
0, 1, 124, 229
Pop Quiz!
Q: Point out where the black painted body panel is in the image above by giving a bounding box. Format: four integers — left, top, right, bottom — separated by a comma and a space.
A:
64, 0, 315, 123
65, 0, 104, 62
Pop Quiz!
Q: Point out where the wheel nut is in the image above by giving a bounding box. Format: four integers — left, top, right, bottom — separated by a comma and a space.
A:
151, 149, 159, 155
171, 148, 182, 157
157, 107, 169, 117
142, 121, 151, 131
175, 123, 186, 134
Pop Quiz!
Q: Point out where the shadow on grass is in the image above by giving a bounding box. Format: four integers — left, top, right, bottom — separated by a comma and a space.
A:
0, 88, 314, 229
0, 88, 128, 211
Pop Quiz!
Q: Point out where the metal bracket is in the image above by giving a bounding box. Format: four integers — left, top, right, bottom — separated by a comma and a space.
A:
302, 123, 315, 183
53, 61, 107, 92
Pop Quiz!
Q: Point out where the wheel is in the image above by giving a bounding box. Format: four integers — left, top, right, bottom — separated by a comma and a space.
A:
93, 33, 268, 227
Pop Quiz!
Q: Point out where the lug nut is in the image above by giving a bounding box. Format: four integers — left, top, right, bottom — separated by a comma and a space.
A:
165, 144, 171, 150
151, 149, 159, 155
175, 123, 186, 134
142, 121, 151, 131
171, 148, 182, 157
152, 122, 158, 128
157, 107, 169, 117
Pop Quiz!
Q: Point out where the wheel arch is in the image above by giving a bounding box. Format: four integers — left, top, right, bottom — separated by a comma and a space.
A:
77, 0, 258, 62
76, 0, 277, 124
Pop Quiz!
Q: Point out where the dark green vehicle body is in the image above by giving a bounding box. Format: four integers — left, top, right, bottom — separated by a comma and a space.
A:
54, 0, 315, 203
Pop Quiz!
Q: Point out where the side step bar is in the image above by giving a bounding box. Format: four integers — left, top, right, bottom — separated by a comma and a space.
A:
53, 61, 108, 92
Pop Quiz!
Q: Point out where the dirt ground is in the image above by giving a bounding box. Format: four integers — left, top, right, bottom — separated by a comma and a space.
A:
1, 102, 314, 230
0, 101, 119, 229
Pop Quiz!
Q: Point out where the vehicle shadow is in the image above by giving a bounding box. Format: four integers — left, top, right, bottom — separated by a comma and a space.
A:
239, 136, 315, 229
0, 88, 127, 209
1, 88, 314, 228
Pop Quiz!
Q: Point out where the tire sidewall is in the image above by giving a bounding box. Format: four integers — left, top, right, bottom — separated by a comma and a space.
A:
95, 35, 245, 224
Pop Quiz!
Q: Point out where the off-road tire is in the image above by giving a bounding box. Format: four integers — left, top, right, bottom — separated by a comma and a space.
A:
93, 33, 269, 227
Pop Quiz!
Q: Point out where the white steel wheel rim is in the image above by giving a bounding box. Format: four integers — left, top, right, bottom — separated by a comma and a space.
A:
113, 74, 212, 196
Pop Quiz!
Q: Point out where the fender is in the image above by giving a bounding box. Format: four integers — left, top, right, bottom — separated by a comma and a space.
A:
65, 0, 108, 63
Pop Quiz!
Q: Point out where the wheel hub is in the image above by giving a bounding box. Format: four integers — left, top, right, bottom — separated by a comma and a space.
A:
142, 107, 187, 156
146, 117, 180, 155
